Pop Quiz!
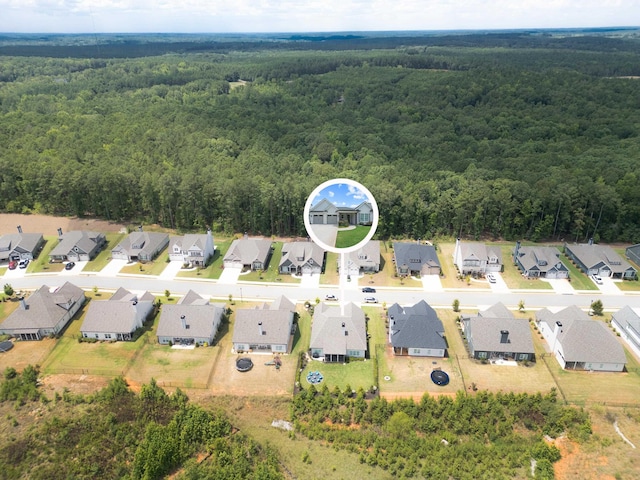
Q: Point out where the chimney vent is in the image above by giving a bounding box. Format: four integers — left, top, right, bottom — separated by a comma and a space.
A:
500, 330, 509, 344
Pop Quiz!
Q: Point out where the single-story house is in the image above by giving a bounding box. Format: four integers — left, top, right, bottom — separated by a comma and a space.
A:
309, 302, 367, 363
387, 300, 446, 357
156, 290, 224, 346
536, 305, 626, 372
232, 295, 296, 353
341, 240, 381, 277
309, 198, 374, 226
0, 227, 45, 263
49, 229, 106, 263
223, 236, 273, 271
513, 242, 569, 279
168, 230, 215, 267
611, 306, 640, 360
625, 244, 640, 267
112, 229, 169, 263
564, 242, 637, 280
0, 282, 85, 340
393, 242, 441, 277
453, 239, 502, 275
279, 241, 325, 275
80, 287, 156, 341
461, 302, 535, 362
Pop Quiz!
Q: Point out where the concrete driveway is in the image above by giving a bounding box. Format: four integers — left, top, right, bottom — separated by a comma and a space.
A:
218, 266, 242, 284
159, 261, 184, 280
308, 224, 337, 248
59, 261, 88, 276
422, 274, 443, 292
299, 273, 320, 288
99, 259, 128, 277
544, 278, 576, 295
487, 272, 510, 293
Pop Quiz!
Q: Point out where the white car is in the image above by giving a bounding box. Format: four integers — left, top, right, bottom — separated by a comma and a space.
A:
487, 273, 497, 283
325, 294, 338, 301
364, 297, 378, 303
591, 274, 603, 285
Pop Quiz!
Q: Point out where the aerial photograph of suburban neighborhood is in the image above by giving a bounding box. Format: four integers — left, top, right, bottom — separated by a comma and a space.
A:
1, 2, 640, 479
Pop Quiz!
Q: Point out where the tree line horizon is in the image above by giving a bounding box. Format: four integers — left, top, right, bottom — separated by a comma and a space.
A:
1, 31, 640, 244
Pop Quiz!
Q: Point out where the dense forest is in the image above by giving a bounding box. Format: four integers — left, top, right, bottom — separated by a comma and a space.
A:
1, 31, 640, 242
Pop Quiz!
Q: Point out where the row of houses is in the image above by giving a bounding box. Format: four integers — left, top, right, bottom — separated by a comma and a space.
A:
4, 223, 638, 281
1, 279, 637, 373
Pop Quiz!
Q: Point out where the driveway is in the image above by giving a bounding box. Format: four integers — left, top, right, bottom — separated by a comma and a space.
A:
99, 259, 128, 277
487, 272, 510, 293
598, 277, 622, 295
3, 266, 28, 279
159, 261, 183, 280
422, 274, 443, 292
308, 224, 337, 248
59, 261, 88, 276
299, 273, 320, 288
218, 266, 242, 284
543, 278, 576, 295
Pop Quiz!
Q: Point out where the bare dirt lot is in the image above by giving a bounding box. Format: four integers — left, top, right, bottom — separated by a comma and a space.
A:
0, 213, 126, 235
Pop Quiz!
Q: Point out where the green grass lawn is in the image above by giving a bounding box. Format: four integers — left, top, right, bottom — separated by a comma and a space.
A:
120, 251, 170, 275
31, 236, 65, 273
83, 233, 126, 272
320, 252, 339, 285
240, 242, 299, 283
335, 225, 370, 249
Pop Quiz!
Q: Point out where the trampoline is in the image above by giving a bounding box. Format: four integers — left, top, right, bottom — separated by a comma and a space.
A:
236, 357, 254, 372
306, 370, 324, 385
430, 370, 450, 386
0, 341, 13, 353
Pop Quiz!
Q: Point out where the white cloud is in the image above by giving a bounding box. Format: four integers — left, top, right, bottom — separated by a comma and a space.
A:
0, 0, 637, 32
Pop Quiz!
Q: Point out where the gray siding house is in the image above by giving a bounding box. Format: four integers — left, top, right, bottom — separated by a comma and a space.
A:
393, 242, 441, 276
513, 242, 569, 279
0, 282, 85, 340
112, 230, 169, 262
564, 242, 637, 280
453, 239, 502, 275
80, 288, 156, 341
0, 227, 45, 263
232, 296, 296, 353
223, 237, 273, 270
625, 244, 640, 268
279, 241, 325, 275
156, 290, 224, 346
387, 300, 446, 357
309, 198, 373, 226
611, 306, 640, 360
462, 303, 535, 362
536, 305, 626, 372
168, 230, 215, 267
341, 240, 381, 277
309, 302, 367, 362
49, 229, 106, 262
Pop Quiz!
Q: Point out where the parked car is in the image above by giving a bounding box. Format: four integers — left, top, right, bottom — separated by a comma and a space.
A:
8, 260, 17, 270
487, 273, 497, 283
362, 287, 376, 293
18, 259, 29, 269
591, 274, 603, 285
364, 297, 378, 303
65, 262, 76, 270
325, 294, 338, 301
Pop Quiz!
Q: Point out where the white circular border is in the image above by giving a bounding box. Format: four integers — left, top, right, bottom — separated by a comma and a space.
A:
303, 178, 379, 254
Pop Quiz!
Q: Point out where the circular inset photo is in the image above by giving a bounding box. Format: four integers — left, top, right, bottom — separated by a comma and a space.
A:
304, 178, 378, 253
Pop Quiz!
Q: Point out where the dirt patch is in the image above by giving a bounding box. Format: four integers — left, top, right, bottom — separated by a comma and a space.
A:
41, 373, 110, 397
0, 213, 127, 236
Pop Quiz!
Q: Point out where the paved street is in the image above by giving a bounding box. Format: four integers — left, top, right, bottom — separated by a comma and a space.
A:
3, 257, 640, 314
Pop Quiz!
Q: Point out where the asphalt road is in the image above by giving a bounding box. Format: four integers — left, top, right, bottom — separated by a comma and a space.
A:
6, 270, 640, 313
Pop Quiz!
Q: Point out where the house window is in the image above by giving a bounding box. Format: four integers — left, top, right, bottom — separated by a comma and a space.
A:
105, 334, 111, 339
359, 213, 370, 223
412, 349, 421, 355
478, 352, 488, 359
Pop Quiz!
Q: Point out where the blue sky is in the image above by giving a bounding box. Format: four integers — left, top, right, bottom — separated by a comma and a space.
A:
312, 183, 370, 210
0, 1, 637, 33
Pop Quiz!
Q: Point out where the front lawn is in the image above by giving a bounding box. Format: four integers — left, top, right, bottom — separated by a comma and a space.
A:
335, 226, 370, 249
83, 233, 126, 272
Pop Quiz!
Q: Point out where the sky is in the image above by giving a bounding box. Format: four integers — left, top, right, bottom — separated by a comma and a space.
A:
0, 1, 637, 34
312, 183, 370, 210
